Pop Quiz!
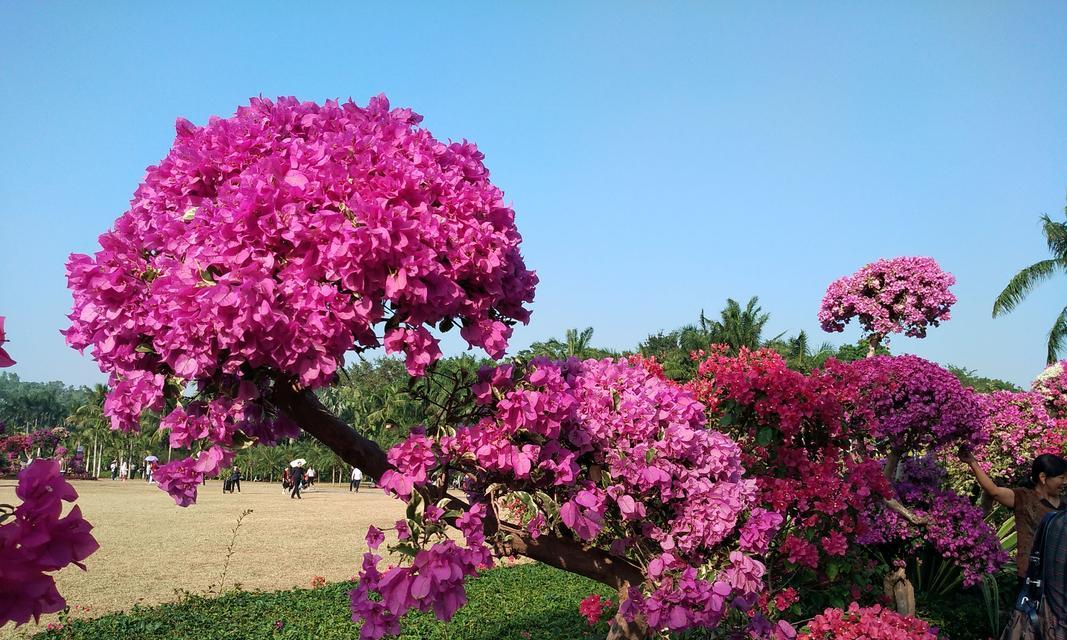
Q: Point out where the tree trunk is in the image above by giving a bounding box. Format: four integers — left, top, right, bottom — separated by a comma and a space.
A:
883, 566, 916, 616
606, 584, 650, 639
866, 334, 882, 358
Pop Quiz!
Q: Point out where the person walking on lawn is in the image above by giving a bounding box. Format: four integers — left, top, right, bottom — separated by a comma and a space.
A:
350, 466, 363, 492
290, 463, 305, 499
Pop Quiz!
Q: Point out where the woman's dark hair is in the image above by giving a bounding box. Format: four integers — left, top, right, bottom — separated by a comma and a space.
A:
1022, 454, 1067, 488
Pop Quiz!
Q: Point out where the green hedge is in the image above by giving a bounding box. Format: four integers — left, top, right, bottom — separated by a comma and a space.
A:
35, 563, 614, 640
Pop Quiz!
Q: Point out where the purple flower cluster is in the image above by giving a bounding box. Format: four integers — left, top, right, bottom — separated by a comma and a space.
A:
819, 256, 956, 341
63, 96, 536, 506
355, 358, 783, 637
860, 455, 1009, 586
0, 460, 99, 626
850, 355, 986, 455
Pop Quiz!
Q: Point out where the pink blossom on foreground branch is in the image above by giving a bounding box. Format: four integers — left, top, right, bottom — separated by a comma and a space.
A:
352, 358, 793, 638
0, 460, 99, 627
63, 96, 537, 506
0, 316, 14, 367
819, 256, 956, 343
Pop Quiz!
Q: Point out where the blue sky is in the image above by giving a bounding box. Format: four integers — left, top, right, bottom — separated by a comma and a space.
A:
1, 2, 1065, 388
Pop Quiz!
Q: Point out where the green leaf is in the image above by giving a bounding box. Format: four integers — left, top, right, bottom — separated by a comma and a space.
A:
756, 427, 775, 447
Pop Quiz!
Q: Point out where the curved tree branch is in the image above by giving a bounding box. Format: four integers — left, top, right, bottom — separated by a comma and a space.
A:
270, 379, 645, 590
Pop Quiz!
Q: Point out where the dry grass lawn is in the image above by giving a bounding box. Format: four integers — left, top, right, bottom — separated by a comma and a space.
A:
0, 478, 406, 639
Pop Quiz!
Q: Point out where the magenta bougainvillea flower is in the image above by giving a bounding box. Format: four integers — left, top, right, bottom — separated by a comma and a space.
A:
63, 96, 537, 506
0, 460, 100, 627
819, 256, 956, 342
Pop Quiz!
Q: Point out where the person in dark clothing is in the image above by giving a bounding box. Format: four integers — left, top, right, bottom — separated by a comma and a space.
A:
229, 467, 242, 493
960, 451, 1067, 585
290, 464, 304, 499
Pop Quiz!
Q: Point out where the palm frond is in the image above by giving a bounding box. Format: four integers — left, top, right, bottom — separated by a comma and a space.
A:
1047, 305, 1067, 365
992, 259, 1061, 316
1042, 213, 1067, 258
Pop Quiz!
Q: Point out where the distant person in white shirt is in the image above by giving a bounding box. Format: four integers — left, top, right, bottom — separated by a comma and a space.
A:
119, 461, 129, 482
350, 467, 363, 492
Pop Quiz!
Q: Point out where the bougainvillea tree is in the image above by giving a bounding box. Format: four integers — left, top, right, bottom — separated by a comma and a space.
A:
819, 257, 956, 356
64, 95, 537, 506
62, 98, 798, 639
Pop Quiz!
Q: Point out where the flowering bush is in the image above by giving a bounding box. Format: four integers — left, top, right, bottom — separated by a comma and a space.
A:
0, 459, 100, 626
64, 96, 536, 506
859, 455, 1008, 587
819, 256, 956, 344
848, 355, 985, 456
963, 391, 1064, 487
688, 348, 892, 572
0, 434, 31, 475
353, 358, 790, 639
28, 427, 70, 459
798, 602, 938, 639
1033, 361, 1067, 419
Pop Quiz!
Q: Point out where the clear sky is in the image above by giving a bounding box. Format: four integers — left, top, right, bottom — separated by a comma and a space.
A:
1, 2, 1065, 388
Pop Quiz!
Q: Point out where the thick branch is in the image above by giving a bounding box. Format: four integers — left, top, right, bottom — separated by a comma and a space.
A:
272, 381, 391, 481
272, 380, 646, 591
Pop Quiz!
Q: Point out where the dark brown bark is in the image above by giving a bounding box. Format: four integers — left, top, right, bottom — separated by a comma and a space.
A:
271, 379, 645, 591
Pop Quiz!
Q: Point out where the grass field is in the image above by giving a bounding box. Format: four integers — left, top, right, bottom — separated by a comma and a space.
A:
0, 478, 406, 639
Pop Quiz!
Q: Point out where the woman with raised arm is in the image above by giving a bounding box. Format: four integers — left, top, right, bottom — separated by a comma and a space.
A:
960, 451, 1067, 583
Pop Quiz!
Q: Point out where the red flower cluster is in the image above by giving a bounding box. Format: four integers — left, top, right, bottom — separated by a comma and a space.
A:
799, 602, 938, 639
688, 347, 892, 569
578, 593, 614, 625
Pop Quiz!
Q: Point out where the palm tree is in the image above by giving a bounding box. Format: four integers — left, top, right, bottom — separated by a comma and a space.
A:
993, 204, 1067, 364
707, 297, 777, 354
766, 330, 837, 372
525, 327, 617, 360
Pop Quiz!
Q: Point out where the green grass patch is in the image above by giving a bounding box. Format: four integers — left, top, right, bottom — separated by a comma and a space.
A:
35, 563, 614, 640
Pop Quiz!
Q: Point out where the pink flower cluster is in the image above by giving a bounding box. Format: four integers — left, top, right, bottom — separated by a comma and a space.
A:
0, 317, 14, 367
799, 602, 938, 639
63, 96, 536, 506
350, 505, 493, 640
355, 358, 783, 637
972, 391, 1064, 485
848, 355, 985, 455
859, 455, 1009, 586
0, 460, 99, 626
1033, 361, 1067, 419
688, 348, 893, 569
819, 256, 956, 341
